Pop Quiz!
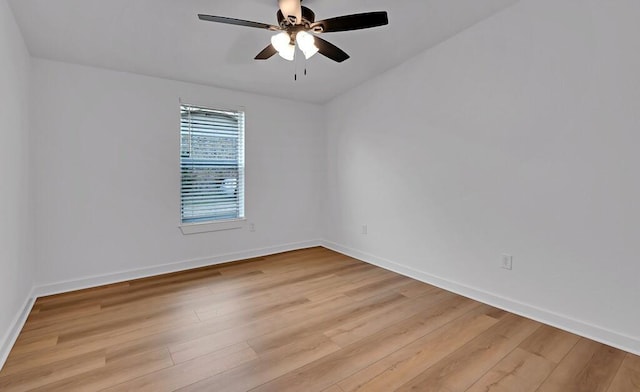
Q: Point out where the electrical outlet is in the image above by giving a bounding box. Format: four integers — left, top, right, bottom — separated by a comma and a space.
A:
501, 254, 513, 270
249, 223, 256, 232
361, 225, 368, 235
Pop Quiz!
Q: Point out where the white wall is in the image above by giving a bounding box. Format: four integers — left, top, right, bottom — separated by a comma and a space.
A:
31, 59, 325, 290
0, 0, 34, 363
325, 0, 640, 352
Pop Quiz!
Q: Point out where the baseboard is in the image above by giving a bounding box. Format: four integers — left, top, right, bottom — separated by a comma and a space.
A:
0, 289, 36, 371
321, 240, 640, 356
34, 240, 322, 297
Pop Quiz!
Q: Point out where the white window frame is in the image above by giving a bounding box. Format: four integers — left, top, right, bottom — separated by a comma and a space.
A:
178, 102, 246, 235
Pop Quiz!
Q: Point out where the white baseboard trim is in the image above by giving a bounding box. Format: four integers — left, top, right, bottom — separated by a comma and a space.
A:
0, 289, 36, 371
33, 240, 322, 298
321, 240, 640, 356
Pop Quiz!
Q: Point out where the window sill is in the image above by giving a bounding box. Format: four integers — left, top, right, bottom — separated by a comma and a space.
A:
180, 219, 247, 235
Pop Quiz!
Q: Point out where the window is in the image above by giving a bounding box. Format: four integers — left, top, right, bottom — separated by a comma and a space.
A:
180, 104, 245, 228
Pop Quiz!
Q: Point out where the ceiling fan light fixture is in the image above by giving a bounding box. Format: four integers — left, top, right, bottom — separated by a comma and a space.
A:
278, 44, 296, 61
271, 32, 295, 61
302, 46, 319, 60
198, 3, 389, 64
296, 31, 319, 59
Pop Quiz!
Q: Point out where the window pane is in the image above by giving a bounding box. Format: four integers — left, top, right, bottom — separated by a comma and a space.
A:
180, 105, 245, 224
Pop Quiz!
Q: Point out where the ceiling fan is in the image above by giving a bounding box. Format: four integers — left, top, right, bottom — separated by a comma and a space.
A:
198, 0, 389, 63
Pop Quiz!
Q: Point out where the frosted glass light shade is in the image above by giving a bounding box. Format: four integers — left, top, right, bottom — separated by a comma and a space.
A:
271, 32, 295, 61
296, 31, 319, 59
278, 44, 295, 61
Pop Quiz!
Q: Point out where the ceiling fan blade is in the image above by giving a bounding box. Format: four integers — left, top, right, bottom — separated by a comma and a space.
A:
198, 14, 279, 30
255, 44, 278, 60
311, 12, 388, 33
314, 36, 350, 63
278, 0, 302, 24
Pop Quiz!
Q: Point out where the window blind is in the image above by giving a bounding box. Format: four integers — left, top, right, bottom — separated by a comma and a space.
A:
180, 104, 245, 224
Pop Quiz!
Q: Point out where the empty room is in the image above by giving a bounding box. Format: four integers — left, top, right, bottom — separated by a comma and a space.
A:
1, 0, 639, 391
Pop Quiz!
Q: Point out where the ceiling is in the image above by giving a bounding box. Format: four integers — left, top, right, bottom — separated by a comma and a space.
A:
9, 0, 519, 103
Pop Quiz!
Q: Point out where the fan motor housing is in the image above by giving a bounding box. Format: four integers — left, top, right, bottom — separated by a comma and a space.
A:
277, 6, 315, 27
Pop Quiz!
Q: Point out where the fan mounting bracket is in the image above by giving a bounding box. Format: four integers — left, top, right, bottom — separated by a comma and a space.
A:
277, 6, 316, 29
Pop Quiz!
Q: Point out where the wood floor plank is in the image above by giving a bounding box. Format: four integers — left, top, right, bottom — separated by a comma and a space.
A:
56, 307, 200, 345
195, 294, 309, 322
247, 291, 409, 355
321, 386, 345, 392
607, 353, 640, 392
0, 350, 106, 392
395, 280, 442, 298
1, 247, 636, 391
8, 335, 58, 356
334, 264, 389, 282
90, 292, 311, 365
99, 272, 261, 310
537, 338, 626, 392
195, 258, 360, 303
101, 342, 257, 392
33, 282, 130, 308
29, 348, 174, 392
249, 300, 483, 392
518, 324, 580, 363
16, 289, 209, 341
23, 304, 102, 331
341, 274, 411, 300
167, 294, 352, 364
337, 306, 499, 392
394, 314, 542, 392
302, 269, 400, 302
607, 366, 640, 391
465, 347, 556, 392
3, 308, 200, 376
624, 353, 640, 373
325, 291, 459, 348
174, 334, 341, 392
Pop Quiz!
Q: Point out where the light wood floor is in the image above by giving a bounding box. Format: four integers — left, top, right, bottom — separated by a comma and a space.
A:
1, 247, 638, 391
